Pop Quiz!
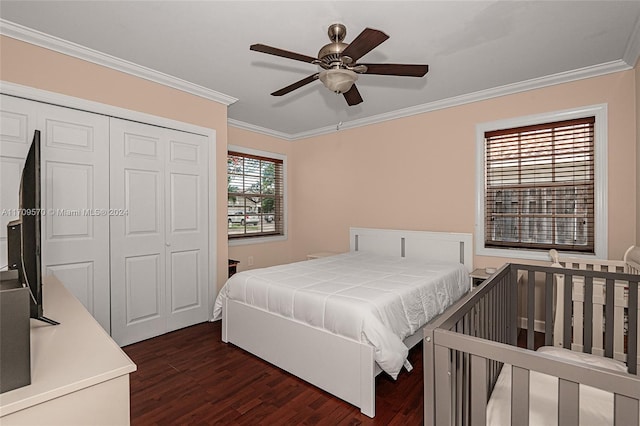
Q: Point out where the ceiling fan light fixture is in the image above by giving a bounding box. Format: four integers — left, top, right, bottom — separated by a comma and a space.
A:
318, 69, 358, 94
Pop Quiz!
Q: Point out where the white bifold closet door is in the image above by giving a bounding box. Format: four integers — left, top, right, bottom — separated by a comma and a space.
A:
1, 95, 111, 332
109, 118, 209, 346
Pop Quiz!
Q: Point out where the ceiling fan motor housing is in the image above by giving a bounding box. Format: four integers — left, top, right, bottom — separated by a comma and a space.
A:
318, 42, 348, 67
318, 23, 351, 68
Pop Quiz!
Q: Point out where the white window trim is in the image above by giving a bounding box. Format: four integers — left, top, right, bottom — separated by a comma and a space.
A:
475, 104, 608, 261
227, 144, 287, 246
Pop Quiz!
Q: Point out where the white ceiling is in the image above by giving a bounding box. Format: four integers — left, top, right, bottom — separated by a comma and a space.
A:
1, 1, 639, 139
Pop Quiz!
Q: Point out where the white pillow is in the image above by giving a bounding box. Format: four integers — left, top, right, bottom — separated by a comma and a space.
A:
537, 346, 628, 373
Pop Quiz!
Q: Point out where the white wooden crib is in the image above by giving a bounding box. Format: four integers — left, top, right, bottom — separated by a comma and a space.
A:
550, 246, 640, 372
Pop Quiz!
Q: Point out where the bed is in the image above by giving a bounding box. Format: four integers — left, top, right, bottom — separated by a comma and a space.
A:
424, 263, 640, 426
214, 227, 473, 417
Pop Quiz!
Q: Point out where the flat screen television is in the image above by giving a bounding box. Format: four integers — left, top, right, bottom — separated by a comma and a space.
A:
7, 130, 58, 325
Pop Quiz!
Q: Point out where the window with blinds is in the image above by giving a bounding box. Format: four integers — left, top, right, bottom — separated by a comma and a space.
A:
227, 151, 284, 239
484, 116, 595, 253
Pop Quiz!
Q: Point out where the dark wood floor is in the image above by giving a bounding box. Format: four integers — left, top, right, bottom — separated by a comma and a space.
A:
123, 321, 424, 425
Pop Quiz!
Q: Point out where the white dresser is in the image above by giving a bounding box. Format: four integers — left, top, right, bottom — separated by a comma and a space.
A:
0, 276, 136, 425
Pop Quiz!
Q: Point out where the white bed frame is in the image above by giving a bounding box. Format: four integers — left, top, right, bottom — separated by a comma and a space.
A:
221, 227, 473, 417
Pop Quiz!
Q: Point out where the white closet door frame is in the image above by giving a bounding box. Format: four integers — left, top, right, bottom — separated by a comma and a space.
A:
1, 81, 218, 323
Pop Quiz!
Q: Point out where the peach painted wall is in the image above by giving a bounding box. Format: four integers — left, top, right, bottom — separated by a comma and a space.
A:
0, 36, 231, 288
291, 70, 637, 268
227, 126, 294, 272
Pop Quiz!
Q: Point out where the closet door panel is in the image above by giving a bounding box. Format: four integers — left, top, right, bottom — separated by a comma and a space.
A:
44, 262, 94, 313
165, 130, 208, 331
125, 169, 161, 235
169, 249, 200, 311
110, 118, 166, 346
45, 162, 92, 238
38, 103, 110, 332
125, 253, 162, 323
0, 106, 34, 157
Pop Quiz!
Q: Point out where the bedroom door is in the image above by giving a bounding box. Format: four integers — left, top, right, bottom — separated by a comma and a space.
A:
110, 118, 208, 346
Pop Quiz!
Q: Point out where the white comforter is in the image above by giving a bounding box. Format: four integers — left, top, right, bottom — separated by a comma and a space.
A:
213, 252, 470, 378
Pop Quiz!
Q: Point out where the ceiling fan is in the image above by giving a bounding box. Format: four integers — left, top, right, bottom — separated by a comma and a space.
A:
250, 23, 429, 106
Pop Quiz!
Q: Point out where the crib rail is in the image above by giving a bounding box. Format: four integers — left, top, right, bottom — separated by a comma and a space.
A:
424, 263, 640, 426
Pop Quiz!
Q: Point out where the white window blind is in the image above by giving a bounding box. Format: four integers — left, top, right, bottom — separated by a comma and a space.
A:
484, 116, 595, 253
227, 151, 284, 239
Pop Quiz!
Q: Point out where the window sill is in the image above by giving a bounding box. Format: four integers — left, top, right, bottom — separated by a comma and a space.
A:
228, 234, 287, 247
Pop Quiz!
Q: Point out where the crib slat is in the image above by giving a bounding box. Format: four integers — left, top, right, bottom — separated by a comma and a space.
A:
510, 268, 519, 345
497, 280, 503, 344
584, 276, 594, 353
511, 366, 530, 426
545, 272, 553, 346
434, 345, 451, 425
463, 313, 471, 426
563, 273, 573, 349
527, 271, 535, 350
558, 379, 579, 426
470, 355, 487, 426
605, 278, 615, 358
455, 322, 463, 425
484, 294, 488, 340
614, 394, 639, 426
593, 279, 604, 356
628, 281, 638, 375
501, 276, 506, 344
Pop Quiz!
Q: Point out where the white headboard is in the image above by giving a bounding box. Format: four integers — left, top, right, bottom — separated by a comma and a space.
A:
349, 227, 473, 272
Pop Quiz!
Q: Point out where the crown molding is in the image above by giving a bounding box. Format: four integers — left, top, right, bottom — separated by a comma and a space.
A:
234, 59, 631, 141
1, 80, 217, 138
0, 19, 238, 106
227, 119, 295, 141
623, 14, 640, 67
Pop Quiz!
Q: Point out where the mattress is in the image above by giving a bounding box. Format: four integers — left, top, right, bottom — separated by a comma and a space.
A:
486, 346, 629, 426
213, 251, 470, 378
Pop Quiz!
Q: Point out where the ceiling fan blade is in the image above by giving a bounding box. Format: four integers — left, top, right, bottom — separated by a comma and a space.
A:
271, 73, 319, 96
250, 44, 318, 64
359, 63, 429, 77
340, 28, 389, 63
343, 84, 363, 106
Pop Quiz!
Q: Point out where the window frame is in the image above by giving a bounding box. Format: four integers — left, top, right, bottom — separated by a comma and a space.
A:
475, 104, 608, 261
227, 145, 287, 246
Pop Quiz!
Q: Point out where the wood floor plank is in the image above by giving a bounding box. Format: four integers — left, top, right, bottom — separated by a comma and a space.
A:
124, 321, 424, 425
